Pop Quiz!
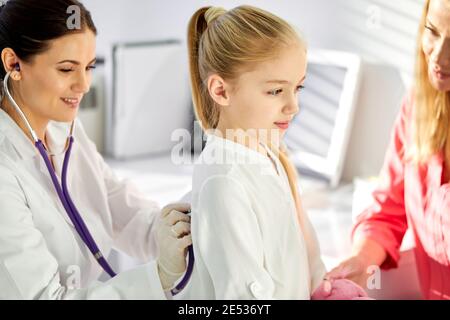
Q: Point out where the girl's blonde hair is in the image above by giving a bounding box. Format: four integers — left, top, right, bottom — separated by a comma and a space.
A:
187, 5, 305, 218
413, 0, 450, 162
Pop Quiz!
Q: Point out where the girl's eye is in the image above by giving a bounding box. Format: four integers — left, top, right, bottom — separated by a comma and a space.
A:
59, 69, 73, 73
295, 85, 305, 92
268, 89, 283, 96
87, 65, 97, 71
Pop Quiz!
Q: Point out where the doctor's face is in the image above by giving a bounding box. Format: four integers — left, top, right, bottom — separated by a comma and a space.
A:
422, 0, 450, 92
218, 44, 306, 144
16, 30, 96, 123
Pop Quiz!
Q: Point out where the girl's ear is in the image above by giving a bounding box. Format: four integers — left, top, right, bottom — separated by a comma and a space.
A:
207, 74, 231, 107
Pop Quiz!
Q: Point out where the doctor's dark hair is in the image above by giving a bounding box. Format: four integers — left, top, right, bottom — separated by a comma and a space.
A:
187, 6, 307, 223
0, 0, 97, 79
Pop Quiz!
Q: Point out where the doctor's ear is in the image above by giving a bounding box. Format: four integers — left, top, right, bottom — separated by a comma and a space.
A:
207, 74, 231, 107
1, 48, 22, 80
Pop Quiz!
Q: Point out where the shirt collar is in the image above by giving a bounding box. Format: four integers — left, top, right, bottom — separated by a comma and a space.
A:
205, 133, 274, 166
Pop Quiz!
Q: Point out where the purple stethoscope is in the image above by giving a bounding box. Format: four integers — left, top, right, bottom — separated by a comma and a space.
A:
3, 67, 194, 296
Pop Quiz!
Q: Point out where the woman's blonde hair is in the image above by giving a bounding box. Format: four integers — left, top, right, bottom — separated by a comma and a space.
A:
187, 5, 305, 217
413, 0, 450, 162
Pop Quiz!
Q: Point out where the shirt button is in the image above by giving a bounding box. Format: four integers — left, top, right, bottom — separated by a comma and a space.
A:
249, 281, 264, 299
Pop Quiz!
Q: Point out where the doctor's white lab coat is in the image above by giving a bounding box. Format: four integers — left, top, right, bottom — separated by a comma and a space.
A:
0, 109, 166, 299
178, 135, 326, 300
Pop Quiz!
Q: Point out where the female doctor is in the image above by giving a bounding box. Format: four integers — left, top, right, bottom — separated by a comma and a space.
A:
0, 0, 192, 299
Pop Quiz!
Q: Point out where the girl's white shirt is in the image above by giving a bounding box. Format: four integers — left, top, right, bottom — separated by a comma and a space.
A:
178, 134, 326, 299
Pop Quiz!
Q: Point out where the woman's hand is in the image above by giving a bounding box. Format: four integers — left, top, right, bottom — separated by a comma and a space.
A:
325, 254, 373, 288
156, 203, 192, 291
324, 238, 387, 290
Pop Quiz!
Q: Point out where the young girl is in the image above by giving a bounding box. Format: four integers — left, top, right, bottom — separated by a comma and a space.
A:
180, 5, 327, 299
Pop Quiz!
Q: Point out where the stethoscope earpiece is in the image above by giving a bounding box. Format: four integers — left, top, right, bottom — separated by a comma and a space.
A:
14, 63, 20, 71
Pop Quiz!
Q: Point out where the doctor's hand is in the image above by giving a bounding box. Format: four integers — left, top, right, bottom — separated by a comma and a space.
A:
156, 203, 192, 291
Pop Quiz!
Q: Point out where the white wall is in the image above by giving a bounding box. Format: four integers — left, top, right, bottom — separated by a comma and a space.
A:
332, 0, 423, 181
82, 0, 424, 181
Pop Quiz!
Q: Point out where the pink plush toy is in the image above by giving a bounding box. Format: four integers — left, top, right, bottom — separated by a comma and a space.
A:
311, 279, 373, 300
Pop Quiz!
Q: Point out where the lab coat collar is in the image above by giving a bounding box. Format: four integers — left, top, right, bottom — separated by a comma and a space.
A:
0, 108, 72, 161
0, 108, 38, 160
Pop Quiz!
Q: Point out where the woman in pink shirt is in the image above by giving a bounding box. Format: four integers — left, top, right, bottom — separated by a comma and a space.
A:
326, 0, 450, 300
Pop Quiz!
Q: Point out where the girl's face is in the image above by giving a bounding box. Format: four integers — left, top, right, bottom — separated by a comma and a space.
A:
217, 43, 306, 143
422, 0, 450, 92
10, 30, 96, 124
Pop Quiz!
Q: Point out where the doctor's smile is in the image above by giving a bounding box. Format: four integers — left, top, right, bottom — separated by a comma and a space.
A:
61, 97, 81, 108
